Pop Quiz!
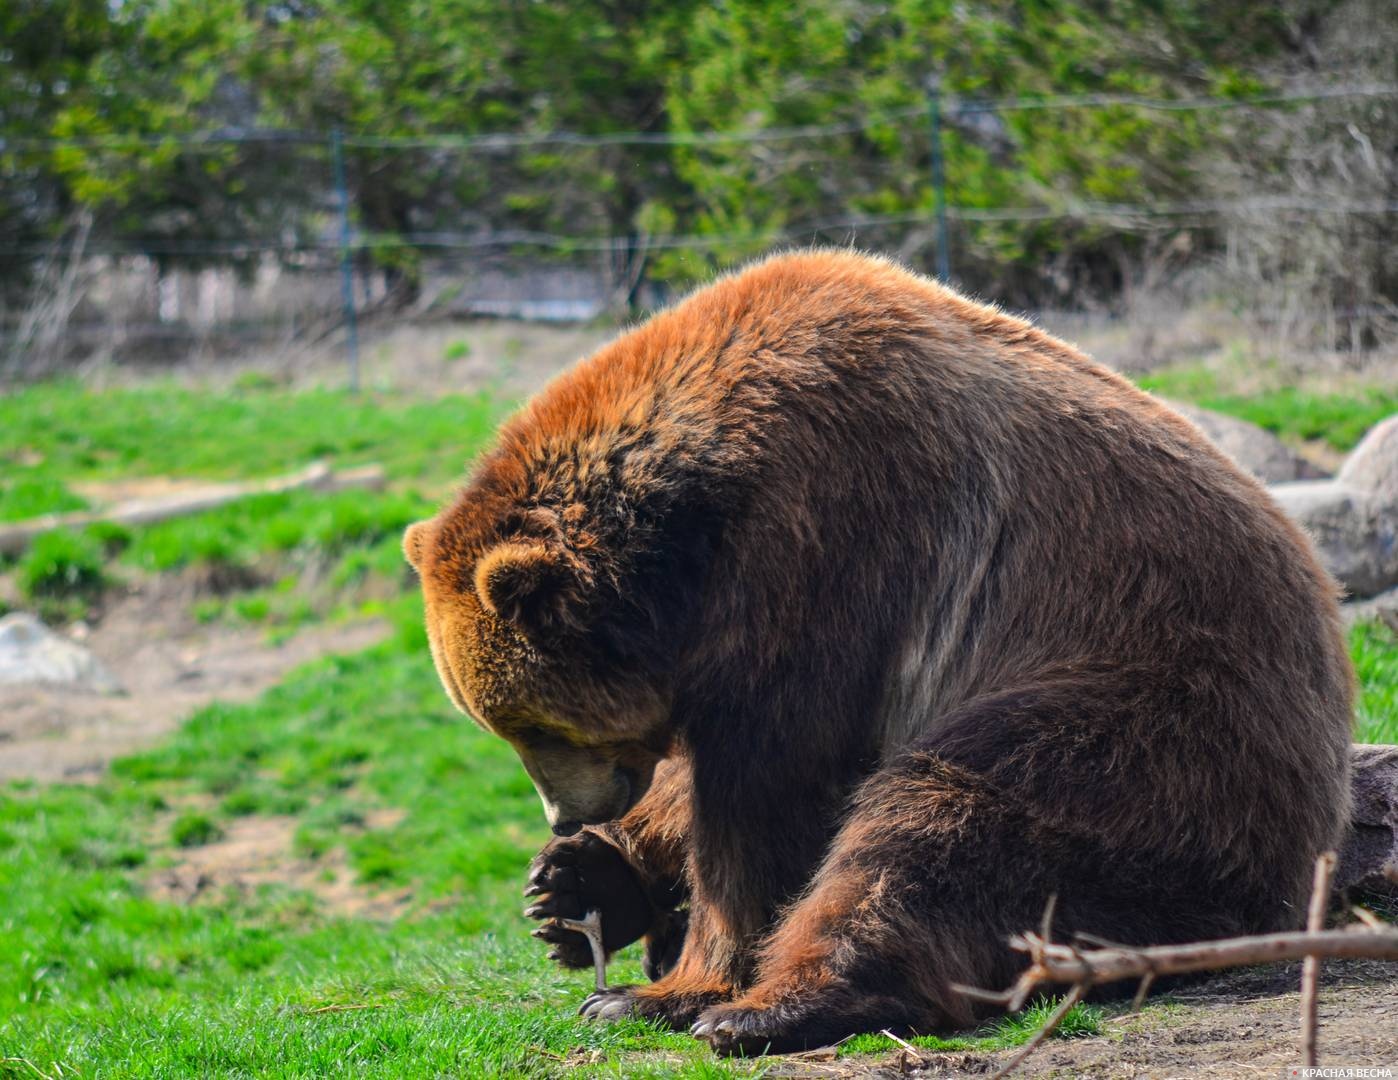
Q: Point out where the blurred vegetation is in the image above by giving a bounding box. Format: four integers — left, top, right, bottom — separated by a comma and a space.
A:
1353, 620, 1398, 744
0, 381, 508, 630
16, 528, 108, 621
3, 0, 1394, 318
1138, 365, 1398, 451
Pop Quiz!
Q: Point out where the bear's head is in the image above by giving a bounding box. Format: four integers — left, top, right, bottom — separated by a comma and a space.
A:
403, 492, 685, 837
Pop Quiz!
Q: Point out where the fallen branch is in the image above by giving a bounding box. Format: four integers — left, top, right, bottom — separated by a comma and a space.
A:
0, 462, 387, 556
1341, 744, 1398, 898
977, 924, 1398, 1008
963, 854, 1398, 1078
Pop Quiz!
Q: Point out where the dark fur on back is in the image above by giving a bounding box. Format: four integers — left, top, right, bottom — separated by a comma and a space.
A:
406, 250, 1353, 1054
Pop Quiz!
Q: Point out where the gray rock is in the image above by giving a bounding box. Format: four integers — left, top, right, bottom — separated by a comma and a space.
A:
1344, 585, 1398, 628
0, 612, 122, 694
1169, 401, 1328, 484
1271, 415, 1398, 600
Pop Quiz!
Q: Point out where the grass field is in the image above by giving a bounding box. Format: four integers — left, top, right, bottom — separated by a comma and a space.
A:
0, 369, 1394, 1077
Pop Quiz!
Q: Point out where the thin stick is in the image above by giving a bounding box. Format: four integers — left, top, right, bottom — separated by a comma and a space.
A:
989, 984, 1085, 1080
1130, 971, 1155, 1013
880, 1027, 924, 1062
962, 858, 1396, 1080
1351, 906, 1385, 930
1039, 893, 1058, 944
0, 1059, 59, 1080
1300, 851, 1337, 1068
553, 909, 607, 991
306, 1002, 386, 1014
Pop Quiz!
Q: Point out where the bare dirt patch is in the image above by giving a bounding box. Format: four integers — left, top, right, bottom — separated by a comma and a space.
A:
762, 960, 1398, 1079
149, 808, 412, 920
0, 575, 387, 782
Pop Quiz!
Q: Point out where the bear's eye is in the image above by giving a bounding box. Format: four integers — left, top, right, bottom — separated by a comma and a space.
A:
515, 727, 583, 753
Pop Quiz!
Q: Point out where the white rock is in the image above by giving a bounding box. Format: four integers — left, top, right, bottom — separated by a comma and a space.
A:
0, 612, 123, 694
1337, 415, 1398, 501
1272, 415, 1398, 600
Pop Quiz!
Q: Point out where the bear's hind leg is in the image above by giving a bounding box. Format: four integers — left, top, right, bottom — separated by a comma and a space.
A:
693, 754, 1238, 1057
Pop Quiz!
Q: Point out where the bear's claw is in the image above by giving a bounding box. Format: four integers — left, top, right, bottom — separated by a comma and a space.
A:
579, 986, 639, 1020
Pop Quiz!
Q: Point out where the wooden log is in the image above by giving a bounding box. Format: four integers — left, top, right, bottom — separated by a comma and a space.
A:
1339, 743, 1398, 898
0, 462, 387, 556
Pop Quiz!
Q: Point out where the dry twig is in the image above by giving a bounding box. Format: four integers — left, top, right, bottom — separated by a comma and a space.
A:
1300, 851, 1337, 1067
963, 855, 1398, 1078
879, 1027, 926, 1070
989, 985, 1086, 1080
553, 909, 607, 991
0, 1058, 60, 1080
305, 1002, 387, 1015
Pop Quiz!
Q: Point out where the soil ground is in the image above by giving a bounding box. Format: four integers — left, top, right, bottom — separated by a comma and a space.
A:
0, 574, 386, 782
763, 961, 1398, 1078
147, 808, 413, 920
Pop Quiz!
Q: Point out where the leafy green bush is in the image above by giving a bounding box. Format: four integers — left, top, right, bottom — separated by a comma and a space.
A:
84, 520, 133, 555
17, 530, 107, 601
170, 812, 223, 848
443, 339, 472, 361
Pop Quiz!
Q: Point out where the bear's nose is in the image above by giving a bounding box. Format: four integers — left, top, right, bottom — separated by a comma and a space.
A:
551, 819, 582, 837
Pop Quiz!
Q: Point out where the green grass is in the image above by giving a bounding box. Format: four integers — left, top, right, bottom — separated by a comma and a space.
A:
0, 383, 508, 627
1353, 621, 1398, 744
15, 528, 109, 620
171, 811, 224, 848
1, 599, 1384, 1075
0, 374, 1392, 1075
1137, 365, 1398, 451
0, 475, 87, 523
0, 603, 762, 1078
0, 381, 502, 488
16, 529, 107, 600
836, 997, 1102, 1058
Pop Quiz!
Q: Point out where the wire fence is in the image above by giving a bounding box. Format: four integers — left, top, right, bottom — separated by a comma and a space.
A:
5, 80, 1397, 382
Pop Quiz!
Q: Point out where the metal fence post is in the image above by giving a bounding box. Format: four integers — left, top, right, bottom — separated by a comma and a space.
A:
330, 127, 360, 392
926, 74, 952, 284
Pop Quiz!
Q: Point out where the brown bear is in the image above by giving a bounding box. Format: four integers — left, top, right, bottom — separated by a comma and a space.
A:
402, 250, 1353, 1056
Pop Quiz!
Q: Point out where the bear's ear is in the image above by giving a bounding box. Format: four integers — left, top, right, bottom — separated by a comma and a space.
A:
402, 521, 430, 571
474, 542, 577, 633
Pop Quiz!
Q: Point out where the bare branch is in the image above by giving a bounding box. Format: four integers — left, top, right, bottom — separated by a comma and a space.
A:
553, 909, 607, 991
989, 984, 1086, 1080
1300, 851, 1338, 1067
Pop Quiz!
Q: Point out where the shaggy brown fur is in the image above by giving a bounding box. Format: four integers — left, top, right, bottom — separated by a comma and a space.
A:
403, 250, 1353, 1055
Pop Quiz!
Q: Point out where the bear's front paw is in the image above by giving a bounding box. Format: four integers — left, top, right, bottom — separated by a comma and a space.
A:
524, 831, 654, 969
579, 985, 643, 1021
